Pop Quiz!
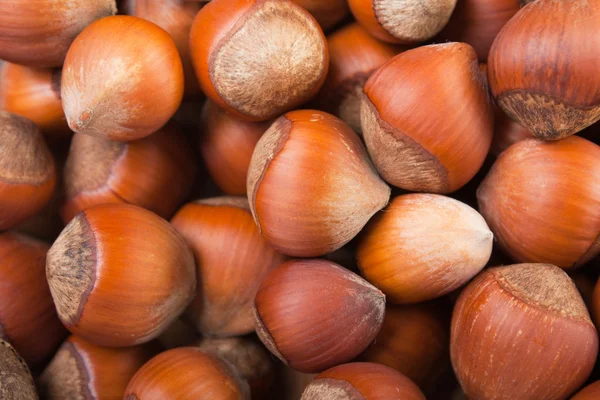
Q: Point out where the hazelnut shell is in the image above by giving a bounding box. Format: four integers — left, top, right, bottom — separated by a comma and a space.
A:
124, 347, 251, 399
171, 197, 287, 336
488, 0, 600, 139
247, 110, 390, 257
253, 259, 386, 373
361, 43, 493, 193
451, 263, 598, 400
189, 0, 329, 121
46, 204, 196, 347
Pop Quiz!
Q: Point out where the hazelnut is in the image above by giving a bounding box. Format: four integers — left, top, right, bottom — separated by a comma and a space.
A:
189, 0, 328, 121
0, 63, 69, 138
0, 232, 66, 368
46, 204, 196, 347
171, 197, 287, 336
488, 0, 600, 139
436, 0, 521, 61
254, 259, 385, 373
0, 111, 56, 230
357, 194, 493, 303
572, 381, 600, 400
124, 0, 202, 96
247, 110, 390, 257
348, 0, 457, 44
61, 125, 197, 223
451, 264, 598, 399
361, 43, 493, 193
61, 16, 184, 141
125, 347, 251, 399
362, 302, 451, 394
301, 362, 425, 400
0, 0, 116, 67
478, 136, 600, 269
40, 335, 154, 399
199, 100, 270, 196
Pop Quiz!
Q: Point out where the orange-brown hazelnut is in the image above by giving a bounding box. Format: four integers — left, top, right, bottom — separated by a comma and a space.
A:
171, 197, 287, 336
451, 264, 598, 399
125, 347, 251, 399
362, 302, 451, 394
348, 0, 457, 44
0, 111, 56, 230
46, 204, 196, 347
247, 110, 390, 257
124, 0, 202, 96
0, 63, 69, 138
61, 124, 196, 223
301, 362, 425, 400
361, 43, 493, 193
478, 137, 600, 269
254, 259, 386, 373
0, 0, 116, 68
0, 232, 66, 367
357, 194, 493, 303
189, 0, 328, 121
436, 0, 521, 61
61, 16, 184, 141
488, 0, 600, 139
572, 381, 600, 400
199, 100, 269, 196
40, 335, 154, 399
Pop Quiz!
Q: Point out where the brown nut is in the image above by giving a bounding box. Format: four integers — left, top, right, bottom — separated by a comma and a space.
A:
61, 125, 196, 223
46, 204, 196, 347
189, 0, 328, 121
361, 43, 493, 193
0, 232, 66, 368
477, 136, 600, 269
247, 110, 390, 257
0, 0, 116, 68
124, 0, 202, 96
357, 194, 493, 303
125, 347, 251, 399
39, 335, 154, 399
436, 0, 521, 61
451, 263, 598, 400
199, 100, 269, 196
488, 0, 600, 139
362, 302, 451, 394
61, 16, 184, 141
301, 362, 425, 400
171, 197, 287, 336
254, 259, 386, 373
348, 0, 457, 44
0, 63, 69, 138
0, 111, 56, 230
572, 381, 600, 400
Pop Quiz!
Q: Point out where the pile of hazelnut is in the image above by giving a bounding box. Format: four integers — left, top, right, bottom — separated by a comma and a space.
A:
1, 0, 599, 399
